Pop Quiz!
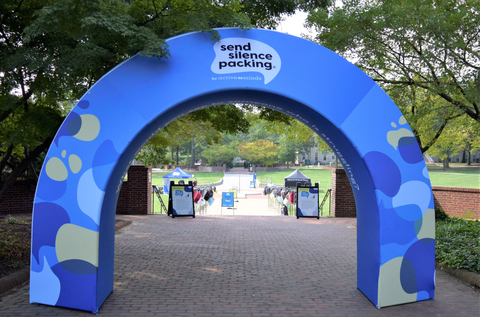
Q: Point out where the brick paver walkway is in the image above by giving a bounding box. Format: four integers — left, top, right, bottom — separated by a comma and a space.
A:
0, 215, 478, 316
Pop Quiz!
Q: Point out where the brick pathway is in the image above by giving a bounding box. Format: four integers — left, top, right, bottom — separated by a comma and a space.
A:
0, 215, 478, 316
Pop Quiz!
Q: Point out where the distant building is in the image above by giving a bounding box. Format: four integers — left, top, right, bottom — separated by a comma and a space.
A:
299, 146, 480, 166
295, 146, 336, 166
232, 157, 246, 164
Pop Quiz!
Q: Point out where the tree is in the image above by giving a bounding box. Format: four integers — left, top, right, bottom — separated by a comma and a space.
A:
0, 0, 331, 201
135, 104, 250, 166
306, 0, 480, 126
0, 0, 252, 201
135, 134, 171, 167
277, 135, 297, 167
426, 115, 480, 169
202, 143, 238, 168
262, 117, 314, 143
388, 85, 463, 153
239, 139, 280, 167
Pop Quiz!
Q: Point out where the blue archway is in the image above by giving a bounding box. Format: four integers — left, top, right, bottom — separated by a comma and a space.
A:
30, 28, 435, 312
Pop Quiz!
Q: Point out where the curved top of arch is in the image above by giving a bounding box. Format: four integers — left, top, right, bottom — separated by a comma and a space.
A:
31, 28, 434, 312
37, 27, 430, 225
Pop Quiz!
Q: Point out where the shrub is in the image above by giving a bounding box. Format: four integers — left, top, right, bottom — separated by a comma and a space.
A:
0, 234, 29, 261
435, 217, 480, 273
4, 215, 26, 225
5, 215, 19, 224
435, 207, 449, 222
12, 260, 25, 269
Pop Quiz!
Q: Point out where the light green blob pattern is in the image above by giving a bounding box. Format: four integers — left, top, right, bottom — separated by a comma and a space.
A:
45, 157, 68, 181
56, 224, 99, 267
74, 114, 100, 142
377, 257, 417, 308
68, 154, 82, 174
416, 208, 435, 240
387, 128, 414, 150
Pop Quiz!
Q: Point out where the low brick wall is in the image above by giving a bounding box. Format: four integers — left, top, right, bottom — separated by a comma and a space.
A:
254, 167, 281, 172
197, 165, 225, 172
272, 163, 295, 169
330, 169, 480, 219
432, 186, 479, 219
3, 168, 478, 219
0, 181, 36, 214
1, 166, 153, 215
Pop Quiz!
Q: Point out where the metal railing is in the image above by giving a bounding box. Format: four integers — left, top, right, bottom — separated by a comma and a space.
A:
319, 189, 332, 217
152, 185, 167, 214
267, 188, 332, 217
267, 194, 296, 216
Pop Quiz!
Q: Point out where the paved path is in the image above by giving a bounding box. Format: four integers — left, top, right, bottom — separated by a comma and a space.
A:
200, 172, 275, 216
218, 174, 256, 194
0, 216, 478, 316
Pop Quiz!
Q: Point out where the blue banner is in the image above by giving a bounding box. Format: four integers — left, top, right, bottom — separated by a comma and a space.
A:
222, 192, 234, 207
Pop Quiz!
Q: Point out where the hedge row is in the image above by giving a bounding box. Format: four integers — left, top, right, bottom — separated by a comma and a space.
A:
435, 208, 480, 273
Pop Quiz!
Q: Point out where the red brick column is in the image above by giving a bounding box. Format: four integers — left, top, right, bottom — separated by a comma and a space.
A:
331, 169, 356, 217
116, 166, 152, 215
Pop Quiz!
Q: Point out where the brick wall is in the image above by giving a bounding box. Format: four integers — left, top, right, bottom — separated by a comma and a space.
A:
330, 169, 480, 220
116, 166, 152, 215
254, 167, 281, 172
3, 167, 478, 219
0, 180, 36, 214
432, 186, 479, 219
0, 166, 153, 215
197, 165, 225, 172
331, 169, 356, 217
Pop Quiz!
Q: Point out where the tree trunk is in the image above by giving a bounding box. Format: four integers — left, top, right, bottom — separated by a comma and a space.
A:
175, 146, 179, 165
466, 143, 472, 166
442, 157, 450, 170
0, 137, 53, 203
190, 137, 195, 168
0, 144, 14, 181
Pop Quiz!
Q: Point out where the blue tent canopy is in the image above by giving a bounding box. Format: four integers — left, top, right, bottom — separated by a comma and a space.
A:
163, 167, 194, 193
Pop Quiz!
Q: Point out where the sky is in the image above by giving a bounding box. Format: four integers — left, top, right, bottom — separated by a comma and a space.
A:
277, 11, 316, 38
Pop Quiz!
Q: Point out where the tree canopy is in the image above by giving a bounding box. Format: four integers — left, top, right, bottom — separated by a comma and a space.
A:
239, 139, 280, 167
1, 0, 331, 201
306, 0, 480, 154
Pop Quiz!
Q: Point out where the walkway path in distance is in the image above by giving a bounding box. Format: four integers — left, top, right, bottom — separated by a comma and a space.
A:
203, 169, 277, 216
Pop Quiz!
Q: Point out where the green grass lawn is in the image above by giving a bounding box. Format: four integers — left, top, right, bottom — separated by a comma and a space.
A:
257, 167, 479, 189
151, 171, 224, 187
151, 193, 169, 214
427, 168, 479, 188
152, 167, 479, 189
